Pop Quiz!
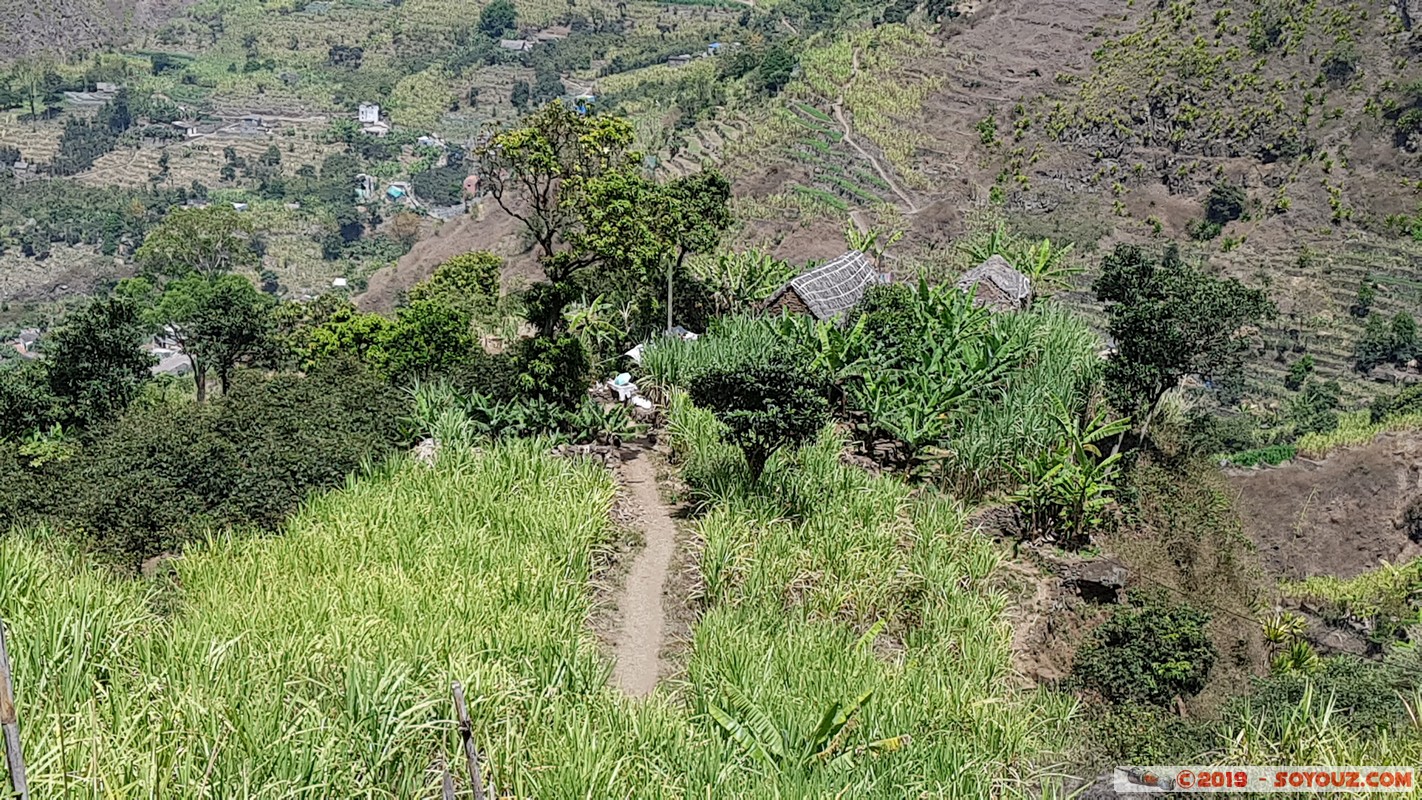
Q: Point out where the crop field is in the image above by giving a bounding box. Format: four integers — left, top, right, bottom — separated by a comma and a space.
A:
0, 422, 1075, 797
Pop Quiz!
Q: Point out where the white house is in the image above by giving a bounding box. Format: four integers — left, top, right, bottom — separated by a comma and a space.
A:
358, 103, 381, 124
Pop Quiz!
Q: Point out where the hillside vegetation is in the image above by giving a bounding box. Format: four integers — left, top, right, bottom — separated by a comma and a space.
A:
5, 0, 1422, 795
2, 431, 1074, 797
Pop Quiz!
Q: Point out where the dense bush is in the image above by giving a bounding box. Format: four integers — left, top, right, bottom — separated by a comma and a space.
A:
688, 354, 831, 482
1289, 379, 1341, 436
1370, 382, 1422, 423
26, 364, 407, 565
511, 334, 591, 409
1073, 595, 1217, 706
1356, 312, 1419, 371
1204, 180, 1247, 227
1240, 649, 1422, 735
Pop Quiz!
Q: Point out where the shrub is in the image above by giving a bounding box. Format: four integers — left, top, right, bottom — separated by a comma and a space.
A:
1284, 355, 1314, 391
38, 364, 407, 565
688, 356, 830, 483
407, 251, 502, 318
1371, 382, 1422, 423
1204, 180, 1247, 227
511, 334, 591, 410
1239, 649, 1422, 735
1073, 595, 1217, 706
1289, 379, 1341, 436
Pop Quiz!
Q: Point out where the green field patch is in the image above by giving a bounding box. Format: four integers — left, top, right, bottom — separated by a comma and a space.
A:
792, 184, 850, 210
794, 102, 833, 123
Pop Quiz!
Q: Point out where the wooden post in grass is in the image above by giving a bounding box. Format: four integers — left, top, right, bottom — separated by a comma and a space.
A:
0, 618, 29, 800
440, 758, 456, 800
451, 682, 486, 800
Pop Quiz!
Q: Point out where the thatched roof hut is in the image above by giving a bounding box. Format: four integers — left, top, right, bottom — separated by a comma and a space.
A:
956, 255, 1032, 312
763, 251, 881, 322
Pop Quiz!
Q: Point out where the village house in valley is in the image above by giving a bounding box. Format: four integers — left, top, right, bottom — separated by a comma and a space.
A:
763, 250, 885, 322
956, 254, 1034, 312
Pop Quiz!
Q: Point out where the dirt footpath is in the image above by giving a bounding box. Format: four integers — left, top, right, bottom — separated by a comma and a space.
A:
609, 450, 679, 697
1228, 432, 1422, 580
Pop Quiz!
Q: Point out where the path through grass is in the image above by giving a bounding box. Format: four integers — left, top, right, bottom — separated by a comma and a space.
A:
2, 429, 1074, 797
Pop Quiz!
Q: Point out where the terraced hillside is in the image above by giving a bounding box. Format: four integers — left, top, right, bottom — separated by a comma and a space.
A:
649, 0, 1422, 403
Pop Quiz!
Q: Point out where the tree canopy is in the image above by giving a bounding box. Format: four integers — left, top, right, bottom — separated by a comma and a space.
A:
136, 206, 259, 278
1093, 243, 1274, 429
476, 100, 638, 265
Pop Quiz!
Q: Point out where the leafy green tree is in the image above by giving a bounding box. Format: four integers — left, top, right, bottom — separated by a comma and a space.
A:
0, 360, 58, 440
754, 43, 797, 95
479, 0, 517, 38
1073, 595, 1217, 706
1289, 378, 1341, 436
42, 364, 405, 564
688, 356, 831, 483
136, 206, 258, 278
1284, 354, 1315, 391
510, 80, 530, 109
290, 300, 394, 371
510, 334, 590, 409
45, 296, 155, 427
407, 251, 502, 318
574, 169, 732, 333
476, 100, 637, 263
1094, 244, 1275, 435
380, 298, 478, 381
1355, 312, 1420, 371
153, 274, 276, 401
1352, 278, 1377, 317
1204, 179, 1247, 227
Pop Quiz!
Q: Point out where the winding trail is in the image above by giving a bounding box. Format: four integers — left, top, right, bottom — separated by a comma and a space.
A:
832, 47, 921, 215
610, 449, 679, 697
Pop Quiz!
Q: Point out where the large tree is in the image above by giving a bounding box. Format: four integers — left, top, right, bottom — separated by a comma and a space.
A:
476, 100, 637, 267
479, 0, 517, 38
1093, 243, 1274, 435
45, 296, 155, 427
573, 169, 732, 332
153, 274, 276, 401
136, 206, 259, 278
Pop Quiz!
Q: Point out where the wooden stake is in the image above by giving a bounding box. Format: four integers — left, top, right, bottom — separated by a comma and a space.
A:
451, 682, 486, 800
440, 757, 456, 800
0, 619, 29, 800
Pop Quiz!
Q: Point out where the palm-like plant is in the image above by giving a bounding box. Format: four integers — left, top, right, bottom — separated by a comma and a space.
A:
708, 684, 908, 771
1011, 398, 1131, 547
843, 222, 904, 263
694, 248, 797, 315
1017, 238, 1082, 294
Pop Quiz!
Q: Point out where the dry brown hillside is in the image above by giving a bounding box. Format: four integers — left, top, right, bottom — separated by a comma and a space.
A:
0, 0, 188, 62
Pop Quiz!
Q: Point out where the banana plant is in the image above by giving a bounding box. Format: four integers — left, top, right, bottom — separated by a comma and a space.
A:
707, 684, 908, 772
1011, 398, 1130, 546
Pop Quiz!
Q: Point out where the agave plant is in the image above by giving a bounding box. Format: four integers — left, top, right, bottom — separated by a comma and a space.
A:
707, 684, 908, 771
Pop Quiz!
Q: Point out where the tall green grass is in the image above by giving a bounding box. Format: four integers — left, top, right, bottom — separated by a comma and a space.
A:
1295, 410, 1422, 459
666, 392, 1079, 795
1, 421, 1076, 797
933, 305, 1103, 497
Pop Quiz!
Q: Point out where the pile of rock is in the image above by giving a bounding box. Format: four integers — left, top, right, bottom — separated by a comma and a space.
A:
550, 443, 622, 467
